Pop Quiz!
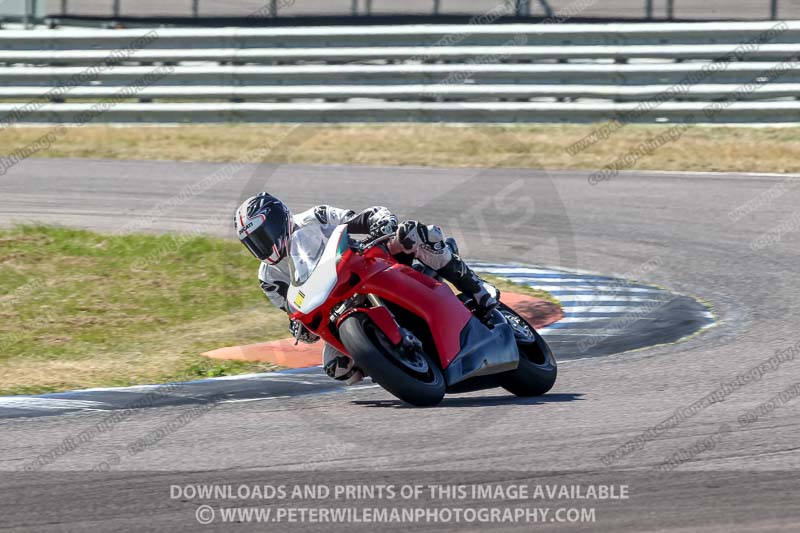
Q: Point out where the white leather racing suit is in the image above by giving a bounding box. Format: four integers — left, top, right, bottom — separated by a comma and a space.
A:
257, 205, 389, 312
259, 205, 393, 385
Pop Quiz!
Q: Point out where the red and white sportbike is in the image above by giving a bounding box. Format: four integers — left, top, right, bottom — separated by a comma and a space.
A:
286, 224, 557, 407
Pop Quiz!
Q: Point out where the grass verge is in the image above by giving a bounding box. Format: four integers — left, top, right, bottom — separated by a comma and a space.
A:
0, 226, 286, 395
0, 226, 560, 395
2, 124, 800, 173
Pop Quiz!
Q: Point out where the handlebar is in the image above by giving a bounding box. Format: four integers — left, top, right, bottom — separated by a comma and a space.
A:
351, 233, 394, 253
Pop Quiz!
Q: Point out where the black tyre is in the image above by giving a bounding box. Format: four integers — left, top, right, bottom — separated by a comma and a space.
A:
495, 303, 558, 397
339, 313, 445, 407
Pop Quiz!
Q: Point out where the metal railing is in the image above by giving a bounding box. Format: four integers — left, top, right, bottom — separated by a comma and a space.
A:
14, 1, 799, 23
0, 21, 798, 124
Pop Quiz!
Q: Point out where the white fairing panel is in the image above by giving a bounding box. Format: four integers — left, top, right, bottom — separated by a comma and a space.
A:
287, 225, 346, 315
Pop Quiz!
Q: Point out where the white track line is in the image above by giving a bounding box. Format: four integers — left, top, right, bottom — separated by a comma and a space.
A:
0, 398, 107, 410
561, 305, 660, 313
222, 396, 290, 404
546, 316, 642, 324
524, 285, 664, 293
475, 266, 581, 275
554, 294, 668, 302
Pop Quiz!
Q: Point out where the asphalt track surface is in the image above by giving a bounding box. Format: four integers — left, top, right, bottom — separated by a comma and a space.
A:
1, 158, 799, 531
0, 262, 712, 419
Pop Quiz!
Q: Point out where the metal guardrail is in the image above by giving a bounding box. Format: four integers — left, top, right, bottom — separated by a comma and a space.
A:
3, 84, 800, 101
1, 44, 800, 64
42, 0, 795, 22
2, 22, 800, 47
0, 21, 798, 124
6, 83, 800, 102
1, 101, 798, 124
3, 63, 800, 87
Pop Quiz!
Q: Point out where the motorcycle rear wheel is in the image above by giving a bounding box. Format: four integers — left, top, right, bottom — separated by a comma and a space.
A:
495, 303, 558, 396
340, 313, 445, 407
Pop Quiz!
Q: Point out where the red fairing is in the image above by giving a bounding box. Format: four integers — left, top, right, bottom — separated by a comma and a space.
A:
358, 264, 472, 369
291, 240, 471, 370
290, 247, 392, 356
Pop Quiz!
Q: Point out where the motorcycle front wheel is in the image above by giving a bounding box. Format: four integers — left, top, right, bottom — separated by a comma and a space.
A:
339, 313, 445, 407
495, 302, 558, 396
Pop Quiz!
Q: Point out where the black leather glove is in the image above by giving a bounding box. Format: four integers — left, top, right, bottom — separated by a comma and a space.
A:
368, 210, 398, 238
395, 220, 420, 252
289, 319, 320, 344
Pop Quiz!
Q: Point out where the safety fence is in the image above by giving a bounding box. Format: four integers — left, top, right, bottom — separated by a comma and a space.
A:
4, 1, 798, 23
0, 21, 799, 124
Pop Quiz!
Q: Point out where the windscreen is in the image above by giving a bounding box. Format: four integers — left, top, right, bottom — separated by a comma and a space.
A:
288, 224, 329, 285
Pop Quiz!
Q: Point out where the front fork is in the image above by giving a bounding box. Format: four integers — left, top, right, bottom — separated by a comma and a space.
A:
366, 294, 383, 308
338, 294, 421, 352
366, 294, 426, 352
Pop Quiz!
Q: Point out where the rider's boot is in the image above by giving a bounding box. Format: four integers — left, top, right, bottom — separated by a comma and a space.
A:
437, 255, 500, 317
323, 344, 364, 385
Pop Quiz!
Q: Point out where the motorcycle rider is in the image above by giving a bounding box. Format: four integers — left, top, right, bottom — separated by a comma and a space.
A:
235, 192, 498, 385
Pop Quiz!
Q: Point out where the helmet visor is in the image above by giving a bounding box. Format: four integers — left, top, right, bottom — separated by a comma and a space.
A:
241, 230, 276, 262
